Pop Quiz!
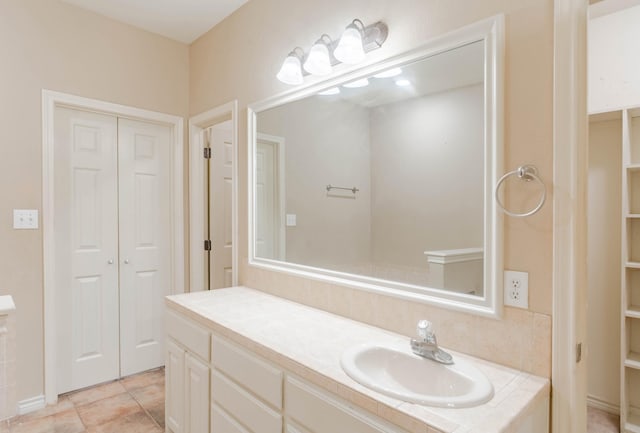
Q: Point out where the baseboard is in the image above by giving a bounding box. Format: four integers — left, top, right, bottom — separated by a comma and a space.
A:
587, 395, 620, 415
17, 395, 46, 415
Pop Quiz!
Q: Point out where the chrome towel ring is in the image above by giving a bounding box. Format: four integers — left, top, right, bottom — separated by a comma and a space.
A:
495, 165, 546, 218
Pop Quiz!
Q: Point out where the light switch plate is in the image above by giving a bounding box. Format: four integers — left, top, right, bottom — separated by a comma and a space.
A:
13, 209, 39, 229
286, 214, 297, 227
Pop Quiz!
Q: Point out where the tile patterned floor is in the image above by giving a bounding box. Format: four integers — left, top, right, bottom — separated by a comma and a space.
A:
0, 368, 164, 433
587, 406, 620, 433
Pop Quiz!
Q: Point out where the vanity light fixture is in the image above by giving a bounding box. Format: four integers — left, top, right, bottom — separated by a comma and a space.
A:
303, 35, 333, 76
343, 78, 370, 88
276, 19, 388, 85
276, 48, 305, 85
334, 19, 366, 64
374, 67, 402, 78
395, 78, 411, 87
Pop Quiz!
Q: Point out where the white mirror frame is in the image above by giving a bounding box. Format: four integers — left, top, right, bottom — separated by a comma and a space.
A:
248, 15, 504, 318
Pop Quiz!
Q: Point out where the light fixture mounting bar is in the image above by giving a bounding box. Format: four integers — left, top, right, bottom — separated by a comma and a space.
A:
324, 21, 388, 67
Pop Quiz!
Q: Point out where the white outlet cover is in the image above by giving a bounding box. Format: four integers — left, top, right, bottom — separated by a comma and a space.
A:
13, 209, 39, 229
503, 270, 529, 309
286, 214, 297, 227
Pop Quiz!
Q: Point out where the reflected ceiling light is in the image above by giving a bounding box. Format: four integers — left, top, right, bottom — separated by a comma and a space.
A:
303, 35, 333, 76
318, 87, 341, 96
276, 48, 304, 85
374, 67, 402, 78
395, 79, 411, 87
334, 19, 366, 64
343, 78, 369, 88
276, 19, 388, 85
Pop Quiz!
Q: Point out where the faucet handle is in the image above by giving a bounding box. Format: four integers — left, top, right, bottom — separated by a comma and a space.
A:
417, 320, 434, 339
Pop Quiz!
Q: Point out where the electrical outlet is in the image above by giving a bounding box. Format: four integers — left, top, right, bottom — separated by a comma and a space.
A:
13, 209, 39, 229
504, 270, 529, 309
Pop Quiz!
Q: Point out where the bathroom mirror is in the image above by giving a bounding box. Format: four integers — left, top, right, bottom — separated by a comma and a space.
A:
248, 16, 504, 316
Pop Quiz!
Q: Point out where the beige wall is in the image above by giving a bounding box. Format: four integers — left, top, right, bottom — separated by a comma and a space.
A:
587, 118, 622, 408
370, 84, 484, 268
257, 97, 373, 268
589, 5, 640, 112
191, 0, 553, 377
0, 0, 189, 401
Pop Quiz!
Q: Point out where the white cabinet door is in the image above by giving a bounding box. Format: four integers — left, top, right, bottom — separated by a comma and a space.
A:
185, 353, 210, 433
166, 340, 185, 433
54, 107, 120, 394
118, 118, 172, 376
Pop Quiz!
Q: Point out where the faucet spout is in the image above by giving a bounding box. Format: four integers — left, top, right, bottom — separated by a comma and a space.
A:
410, 320, 454, 365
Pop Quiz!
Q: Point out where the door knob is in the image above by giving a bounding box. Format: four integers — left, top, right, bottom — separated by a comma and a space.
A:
108, 259, 114, 265
124, 259, 130, 264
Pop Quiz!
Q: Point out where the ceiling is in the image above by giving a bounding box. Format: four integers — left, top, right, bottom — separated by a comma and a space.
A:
60, 0, 249, 44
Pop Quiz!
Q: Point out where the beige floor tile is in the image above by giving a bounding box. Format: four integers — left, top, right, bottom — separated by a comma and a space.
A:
128, 383, 164, 408
9, 408, 84, 433
0, 420, 9, 433
120, 368, 164, 392
85, 409, 162, 433
67, 381, 127, 406
76, 392, 141, 428
587, 407, 620, 433
143, 401, 165, 429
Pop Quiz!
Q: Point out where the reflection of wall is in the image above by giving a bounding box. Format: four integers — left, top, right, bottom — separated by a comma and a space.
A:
370, 84, 484, 269
258, 97, 372, 268
587, 118, 621, 410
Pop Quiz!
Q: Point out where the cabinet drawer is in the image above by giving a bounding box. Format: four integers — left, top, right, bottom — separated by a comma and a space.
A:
166, 310, 211, 361
211, 335, 283, 409
211, 403, 250, 433
212, 369, 282, 433
285, 377, 404, 433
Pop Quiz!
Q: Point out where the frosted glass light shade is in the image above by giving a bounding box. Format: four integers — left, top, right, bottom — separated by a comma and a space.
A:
303, 41, 332, 76
277, 53, 304, 85
334, 24, 365, 64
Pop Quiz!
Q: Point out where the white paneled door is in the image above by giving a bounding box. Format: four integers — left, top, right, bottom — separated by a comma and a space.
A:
54, 107, 171, 394
118, 118, 171, 376
209, 122, 233, 289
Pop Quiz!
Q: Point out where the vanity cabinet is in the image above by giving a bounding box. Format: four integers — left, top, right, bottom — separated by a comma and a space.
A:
165, 308, 409, 433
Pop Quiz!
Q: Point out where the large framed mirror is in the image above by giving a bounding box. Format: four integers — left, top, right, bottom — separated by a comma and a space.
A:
248, 16, 504, 317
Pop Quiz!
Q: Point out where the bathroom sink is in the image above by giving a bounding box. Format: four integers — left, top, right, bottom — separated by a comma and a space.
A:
340, 343, 494, 408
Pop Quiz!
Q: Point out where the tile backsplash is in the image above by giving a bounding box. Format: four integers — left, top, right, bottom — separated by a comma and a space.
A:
242, 264, 551, 378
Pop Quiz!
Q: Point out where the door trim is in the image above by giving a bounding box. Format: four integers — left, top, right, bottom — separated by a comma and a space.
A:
256, 133, 286, 261
189, 101, 239, 291
552, 0, 588, 431
42, 89, 185, 404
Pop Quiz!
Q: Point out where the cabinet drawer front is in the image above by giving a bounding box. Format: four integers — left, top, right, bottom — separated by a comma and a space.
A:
212, 369, 282, 433
286, 377, 403, 433
211, 404, 251, 433
211, 335, 283, 409
167, 310, 211, 361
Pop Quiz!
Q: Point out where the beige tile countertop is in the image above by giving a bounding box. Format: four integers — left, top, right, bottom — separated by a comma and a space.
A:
166, 286, 549, 433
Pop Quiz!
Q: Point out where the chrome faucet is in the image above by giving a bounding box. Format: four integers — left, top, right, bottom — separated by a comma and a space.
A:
410, 320, 454, 364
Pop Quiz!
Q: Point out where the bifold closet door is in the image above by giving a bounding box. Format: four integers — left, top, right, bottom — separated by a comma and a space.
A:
117, 118, 172, 377
55, 108, 173, 393
54, 108, 120, 394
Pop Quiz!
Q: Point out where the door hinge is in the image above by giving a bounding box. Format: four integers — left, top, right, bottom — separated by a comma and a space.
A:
204, 240, 212, 251
204, 147, 212, 159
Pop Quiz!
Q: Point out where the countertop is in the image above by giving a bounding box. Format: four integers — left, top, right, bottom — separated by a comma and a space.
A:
166, 286, 549, 433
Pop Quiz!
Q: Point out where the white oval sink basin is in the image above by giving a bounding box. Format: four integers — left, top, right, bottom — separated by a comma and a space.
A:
340, 343, 494, 408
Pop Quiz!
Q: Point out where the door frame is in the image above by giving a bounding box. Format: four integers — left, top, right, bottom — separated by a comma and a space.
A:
189, 101, 239, 291
552, 0, 588, 431
42, 89, 185, 404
